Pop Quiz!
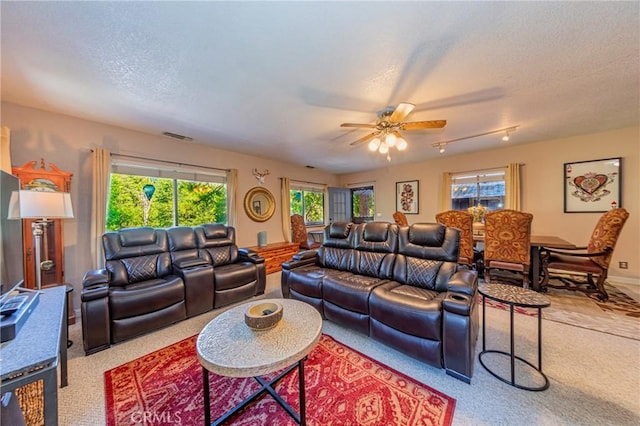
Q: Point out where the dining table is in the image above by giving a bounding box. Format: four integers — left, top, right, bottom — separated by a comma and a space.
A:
473, 234, 576, 291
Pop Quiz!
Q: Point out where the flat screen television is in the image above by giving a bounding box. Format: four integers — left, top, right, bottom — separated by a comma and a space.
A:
0, 169, 24, 304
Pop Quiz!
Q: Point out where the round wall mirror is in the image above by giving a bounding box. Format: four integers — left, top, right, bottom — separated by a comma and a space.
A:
244, 186, 276, 222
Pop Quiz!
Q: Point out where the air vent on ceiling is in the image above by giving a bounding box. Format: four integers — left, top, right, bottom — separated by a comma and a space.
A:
162, 132, 193, 141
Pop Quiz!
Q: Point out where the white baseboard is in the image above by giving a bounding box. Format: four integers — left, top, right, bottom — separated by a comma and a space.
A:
608, 275, 640, 286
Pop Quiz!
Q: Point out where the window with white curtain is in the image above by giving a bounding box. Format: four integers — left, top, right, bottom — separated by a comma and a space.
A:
289, 181, 325, 225
450, 168, 505, 211
107, 157, 227, 230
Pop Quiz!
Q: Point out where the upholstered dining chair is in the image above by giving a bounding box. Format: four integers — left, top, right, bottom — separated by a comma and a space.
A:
540, 208, 629, 301
393, 211, 409, 226
483, 209, 534, 288
436, 210, 477, 269
290, 214, 321, 250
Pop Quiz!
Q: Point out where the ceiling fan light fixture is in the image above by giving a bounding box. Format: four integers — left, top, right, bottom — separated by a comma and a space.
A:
385, 132, 396, 147
368, 137, 381, 151
396, 137, 408, 151
379, 142, 389, 154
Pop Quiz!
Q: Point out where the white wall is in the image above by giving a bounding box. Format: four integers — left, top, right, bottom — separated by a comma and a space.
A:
2, 102, 339, 308
339, 126, 640, 281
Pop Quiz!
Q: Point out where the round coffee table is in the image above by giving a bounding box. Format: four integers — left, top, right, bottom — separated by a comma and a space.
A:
478, 283, 551, 391
197, 298, 322, 425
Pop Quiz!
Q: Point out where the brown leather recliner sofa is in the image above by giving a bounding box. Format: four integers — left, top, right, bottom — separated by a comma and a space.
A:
281, 221, 479, 383
81, 224, 266, 355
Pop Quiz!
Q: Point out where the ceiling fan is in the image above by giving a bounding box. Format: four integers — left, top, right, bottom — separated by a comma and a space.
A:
340, 102, 446, 159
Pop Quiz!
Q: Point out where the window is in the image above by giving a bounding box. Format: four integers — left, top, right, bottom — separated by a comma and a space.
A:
351, 186, 375, 223
450, 169, 505, 212
290, 182, 324, 226
106, 158, 227, 231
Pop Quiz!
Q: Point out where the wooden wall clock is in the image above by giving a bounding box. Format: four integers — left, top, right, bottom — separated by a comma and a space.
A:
12, 159, 73, 291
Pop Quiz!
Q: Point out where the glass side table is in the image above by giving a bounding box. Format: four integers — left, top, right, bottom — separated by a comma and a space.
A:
478, 283, 551, 391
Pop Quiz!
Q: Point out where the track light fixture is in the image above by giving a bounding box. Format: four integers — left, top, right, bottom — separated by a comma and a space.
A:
432, 125, 519, 153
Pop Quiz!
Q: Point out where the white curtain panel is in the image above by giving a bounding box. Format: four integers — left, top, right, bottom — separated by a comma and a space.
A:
91, 148, 111, 269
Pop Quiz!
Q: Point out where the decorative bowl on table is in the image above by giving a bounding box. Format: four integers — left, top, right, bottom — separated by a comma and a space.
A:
244, 301, 284, 330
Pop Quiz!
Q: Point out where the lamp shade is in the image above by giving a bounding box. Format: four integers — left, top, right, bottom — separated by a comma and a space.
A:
8, 190, 74, 220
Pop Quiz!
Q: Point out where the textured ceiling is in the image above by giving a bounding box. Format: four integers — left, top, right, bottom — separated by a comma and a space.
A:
2, 2, 638, 174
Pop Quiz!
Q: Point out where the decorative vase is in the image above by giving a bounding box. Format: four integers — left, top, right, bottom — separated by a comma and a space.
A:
257, 231, 267, 247
472, 222, 485, 236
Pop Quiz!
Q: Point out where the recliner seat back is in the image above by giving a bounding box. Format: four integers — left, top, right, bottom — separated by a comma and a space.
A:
195, 224, 239, 265
317, 222, 356, 271
394, 223, 460, 292
102, 227, 172, 286
351, 222, 398, 279
167, 226, 207, 268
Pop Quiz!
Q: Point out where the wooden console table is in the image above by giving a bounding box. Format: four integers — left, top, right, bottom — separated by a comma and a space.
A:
247, 242, 300, 274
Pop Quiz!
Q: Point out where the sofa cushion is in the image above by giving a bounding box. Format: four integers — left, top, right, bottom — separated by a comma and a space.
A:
213, 262, 257, 291
323, 272, 388, 314
288, 266, 343, 299
370, 281, 445, 341
109, 276, 184, 320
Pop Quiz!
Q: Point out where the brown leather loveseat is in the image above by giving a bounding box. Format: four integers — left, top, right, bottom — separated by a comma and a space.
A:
281, 221, 479, 383
81, 224, 265, 355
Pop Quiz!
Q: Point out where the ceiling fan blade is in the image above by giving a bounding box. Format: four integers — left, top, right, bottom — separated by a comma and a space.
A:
340, 123, 377, 128
349, 132, 378, 146
401, 120, 447, 130
388, 102, 415, 123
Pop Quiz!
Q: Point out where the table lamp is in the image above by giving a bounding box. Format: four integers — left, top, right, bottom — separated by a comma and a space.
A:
8, 190, 74, 290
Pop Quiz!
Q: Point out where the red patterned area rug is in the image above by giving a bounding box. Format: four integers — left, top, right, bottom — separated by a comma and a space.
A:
105, 334, 455, 426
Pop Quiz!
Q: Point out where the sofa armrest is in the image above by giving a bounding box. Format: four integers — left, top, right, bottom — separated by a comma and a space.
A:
173, 263, 214, 317
81, 269, 110, 301
82, 269, 108, 288
81, 269, 111, 355
446, 269, 478, 297
292, 250, 318, 261
282, 251, 318, 271
174, 258, 209, 269
443, 292, 473, 316
238, 248, 265, 264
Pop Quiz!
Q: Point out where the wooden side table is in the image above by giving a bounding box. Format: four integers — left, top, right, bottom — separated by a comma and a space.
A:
247, 242, 299, 274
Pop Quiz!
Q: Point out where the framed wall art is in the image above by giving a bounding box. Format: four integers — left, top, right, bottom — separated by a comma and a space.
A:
396, 180, 419, 214
564, 157, 621, 213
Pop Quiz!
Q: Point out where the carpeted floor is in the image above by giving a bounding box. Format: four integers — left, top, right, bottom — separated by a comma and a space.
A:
57, 273, 640, 425
482, 279, 640, 340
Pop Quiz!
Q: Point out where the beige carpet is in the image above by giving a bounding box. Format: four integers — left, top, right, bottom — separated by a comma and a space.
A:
57, 273, 640, 425
542, 281, 639, 340
483, 279, 640, 341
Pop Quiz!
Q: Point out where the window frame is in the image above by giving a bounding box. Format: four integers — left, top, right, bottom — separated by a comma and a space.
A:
107, 157, 228, 230
450, 168, 506, 212
290, 181, 325, 226
349, 184, 375, 223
